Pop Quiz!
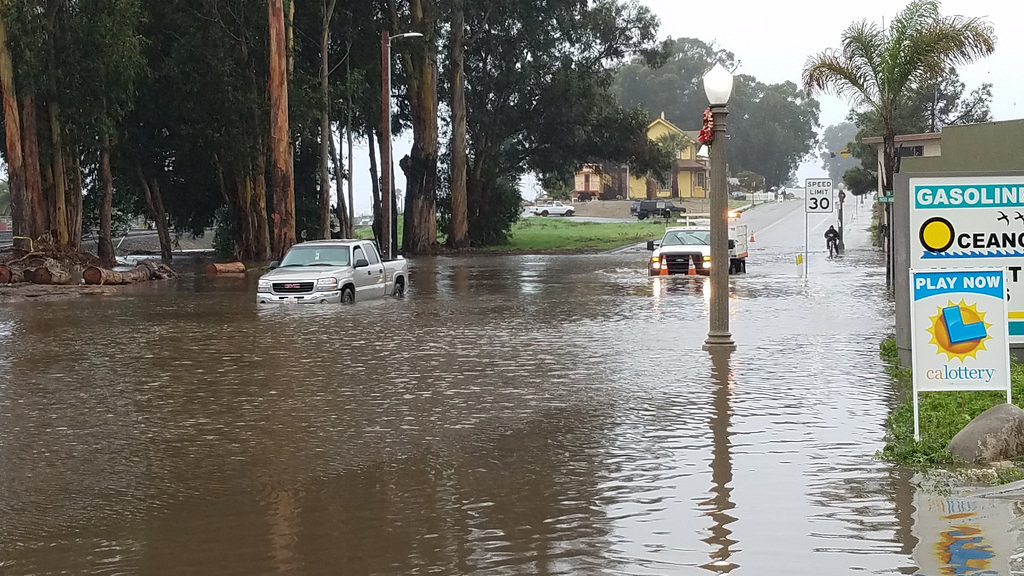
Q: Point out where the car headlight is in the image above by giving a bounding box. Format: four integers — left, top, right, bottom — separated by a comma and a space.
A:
650, 256, 661, 269
316, 278, 339, 291
257, 281, 271, 293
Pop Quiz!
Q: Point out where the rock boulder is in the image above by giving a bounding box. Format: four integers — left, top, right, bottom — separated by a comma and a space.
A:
949, 403, 1024, 464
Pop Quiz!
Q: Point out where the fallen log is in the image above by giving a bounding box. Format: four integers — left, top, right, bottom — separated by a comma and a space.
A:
142, 260, 178, 280
205, 261, 246, 275
0, 264, 25, 284
30, 266, 72, 285
83, 264, 152, 285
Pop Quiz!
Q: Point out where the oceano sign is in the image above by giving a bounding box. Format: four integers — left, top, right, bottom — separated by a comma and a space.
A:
916, 185, 1024, 209
909, 176, 1024, 342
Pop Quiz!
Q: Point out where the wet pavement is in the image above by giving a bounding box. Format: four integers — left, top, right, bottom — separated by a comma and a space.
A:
0, 196, 1018, 574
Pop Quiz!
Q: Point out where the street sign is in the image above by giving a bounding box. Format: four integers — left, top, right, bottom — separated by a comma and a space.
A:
877, 195, 893, 204
910, 268, 1011, 440
910, 176, 1024, 343
839, 146, 851, 159
805, 178, 833, 213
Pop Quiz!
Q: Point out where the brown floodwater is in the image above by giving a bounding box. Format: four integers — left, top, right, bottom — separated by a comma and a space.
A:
1, 202, 1019, 574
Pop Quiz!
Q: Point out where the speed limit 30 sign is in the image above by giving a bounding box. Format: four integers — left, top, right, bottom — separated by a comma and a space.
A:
805, 178, 834, 213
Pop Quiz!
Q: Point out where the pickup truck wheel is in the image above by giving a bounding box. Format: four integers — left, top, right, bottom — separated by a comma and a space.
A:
392, 278, 405, 297
540, 210, 549, 217
564, 210, 574, 217
340, 286, 355, 304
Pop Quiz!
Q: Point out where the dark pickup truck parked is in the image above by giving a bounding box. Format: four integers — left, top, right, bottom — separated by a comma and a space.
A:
634, 200, 686, 220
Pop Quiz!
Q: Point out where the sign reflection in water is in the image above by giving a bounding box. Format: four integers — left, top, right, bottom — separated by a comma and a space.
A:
912, 489, 1017, 575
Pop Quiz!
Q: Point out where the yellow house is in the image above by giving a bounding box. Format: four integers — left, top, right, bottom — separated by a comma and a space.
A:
637, 113, 709, 199
573, 113, 709, 201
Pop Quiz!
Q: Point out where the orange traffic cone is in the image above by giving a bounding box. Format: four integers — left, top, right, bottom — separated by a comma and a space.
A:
659, 258, 669, 276
687, 255, 698, 276
749, 231, 755, 242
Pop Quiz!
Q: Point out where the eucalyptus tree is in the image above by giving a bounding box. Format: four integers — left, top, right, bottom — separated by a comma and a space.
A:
459, 0, 664, 245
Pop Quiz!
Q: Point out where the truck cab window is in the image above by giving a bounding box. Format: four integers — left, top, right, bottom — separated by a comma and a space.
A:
353, 246, 365, 264
365, 244, 380, 265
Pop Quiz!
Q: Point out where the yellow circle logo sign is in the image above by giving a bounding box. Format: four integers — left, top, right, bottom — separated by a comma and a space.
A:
926, 300, 991, 362
920, 217, 955, 252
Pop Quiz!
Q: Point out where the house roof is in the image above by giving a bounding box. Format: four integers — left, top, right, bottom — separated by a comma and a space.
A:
862, 132, 942, 145
648, 113, 698, 143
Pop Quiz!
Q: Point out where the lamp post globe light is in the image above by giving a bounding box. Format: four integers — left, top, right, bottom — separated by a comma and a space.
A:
702, 63, 736, 351
380, 31, 424, 260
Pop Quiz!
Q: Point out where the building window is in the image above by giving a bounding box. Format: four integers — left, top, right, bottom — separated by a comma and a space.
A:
899, 145, 924, 158
656, 175, 671, 191
696, 171, 707, 189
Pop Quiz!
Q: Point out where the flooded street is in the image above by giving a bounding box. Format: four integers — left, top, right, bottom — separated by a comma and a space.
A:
0, 198, 1013, 574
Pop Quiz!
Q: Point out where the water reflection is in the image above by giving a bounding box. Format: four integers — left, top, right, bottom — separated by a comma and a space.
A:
701, 347, 738, 573
911, 484, 1024, 576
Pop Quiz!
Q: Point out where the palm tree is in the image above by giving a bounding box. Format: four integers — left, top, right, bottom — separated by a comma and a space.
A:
802, 0, 995, 196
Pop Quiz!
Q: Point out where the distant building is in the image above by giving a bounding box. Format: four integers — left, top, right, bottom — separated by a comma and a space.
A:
572, 112, 709, 201
862, 131, 942, 193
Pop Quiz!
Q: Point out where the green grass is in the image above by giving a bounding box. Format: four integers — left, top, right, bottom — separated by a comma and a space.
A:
878, 336, 1024, 480
491, 218, 672, 252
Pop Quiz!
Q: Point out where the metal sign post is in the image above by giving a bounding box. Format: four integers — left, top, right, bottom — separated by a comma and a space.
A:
804, 178, 834, 275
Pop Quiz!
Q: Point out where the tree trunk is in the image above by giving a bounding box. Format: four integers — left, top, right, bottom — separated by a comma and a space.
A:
345, 39, 355, 239
31, 266, 71, 285
45, 4, 69, 247
204, 261, 246, 275
318, 0, 335, 239
268, 0, 296, 259
42, 157, 55, 233
0, 264, 25, 283
84, 265, 149, 285
98, 129, 115, 266
400, 0, 439, 255
881, 125, 900, 290
48, 101, 68, 246
0, 3, 28, 250
447, 0, 468, 248
22, 92, 45, 237
83, 262, 174, 285
252, 153, 271, 261
68, 145, 83, 250
136, 165, 173, 263
368, 125, 382, 247
328, 123, 348, 238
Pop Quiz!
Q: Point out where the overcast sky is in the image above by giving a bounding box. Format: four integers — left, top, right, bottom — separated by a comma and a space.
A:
349, 0, 1021, 213
643, 0, 1022, 184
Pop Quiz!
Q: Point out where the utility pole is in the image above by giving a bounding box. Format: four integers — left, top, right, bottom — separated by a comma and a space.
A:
837, 189, 846, 252
380, 30, 391, 260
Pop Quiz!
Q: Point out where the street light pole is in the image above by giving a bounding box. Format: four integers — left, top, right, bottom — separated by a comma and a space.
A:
703, 63, 736, 351
380, 30, 423, 260
380, 30, 391, 260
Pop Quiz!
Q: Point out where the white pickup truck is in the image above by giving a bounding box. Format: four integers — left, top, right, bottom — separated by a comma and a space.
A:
257, 239, 407, 304
531, 201, 575, 217
647, 224, 749, 276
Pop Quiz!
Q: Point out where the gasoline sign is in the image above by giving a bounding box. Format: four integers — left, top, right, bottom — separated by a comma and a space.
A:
910, 176, 1024, 343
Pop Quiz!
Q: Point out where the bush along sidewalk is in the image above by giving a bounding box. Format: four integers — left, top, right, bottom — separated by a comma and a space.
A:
878, 336, 1024, 482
